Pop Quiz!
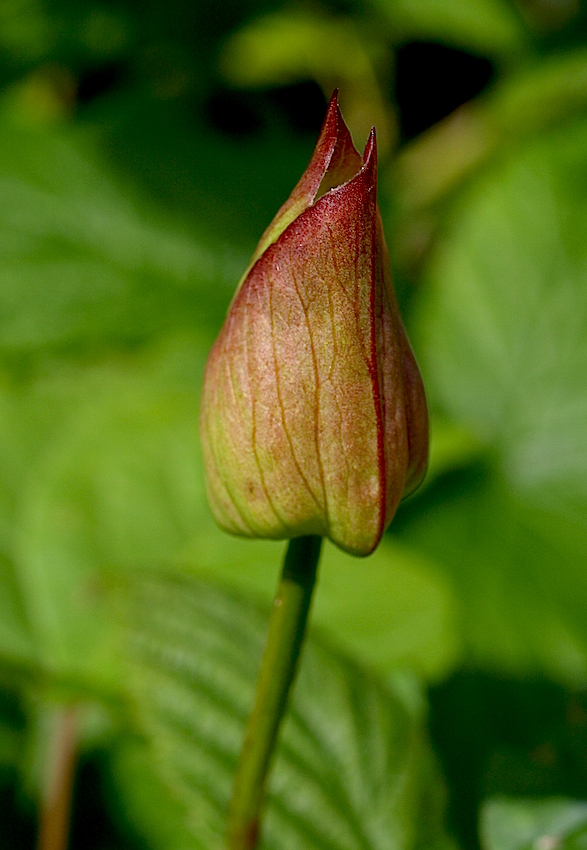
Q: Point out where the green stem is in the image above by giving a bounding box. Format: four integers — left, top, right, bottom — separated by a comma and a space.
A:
227, 535, 323, 850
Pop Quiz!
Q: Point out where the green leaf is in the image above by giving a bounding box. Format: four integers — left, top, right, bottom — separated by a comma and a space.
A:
0, 376, 53, 668
120, 571, 453, 850
420, 416, 485, 491
481, 797, 587, 850
220, 13, 377, 89
371, 0, 526, 56
10, 337, 210, 689
0, 719, 21, 768
0, 551, 35, 667
416, 116, 587, 512
90, 93, 318, 259
112, 737, 202, 850
0, 687, 25, 769
389, 49, 587, 237
0, 110, 241, 355
398, 115, 587, 683
0, 1, 129, 65
219, 12, 396, 154
395, 471, 587, 683
0, 0, 55, 63
190, 537, 461, 683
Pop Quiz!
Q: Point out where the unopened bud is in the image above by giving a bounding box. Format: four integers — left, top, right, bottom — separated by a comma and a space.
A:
200, 92, 428, 556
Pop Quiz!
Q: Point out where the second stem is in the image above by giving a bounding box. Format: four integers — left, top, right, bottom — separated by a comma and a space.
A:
226, 535, 323, 850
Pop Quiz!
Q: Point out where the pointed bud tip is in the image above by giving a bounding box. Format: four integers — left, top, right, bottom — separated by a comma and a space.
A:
357, 127, 377, 192
320, 89, 344, 151
363, 127, 377, 165
325, 89, 340, 122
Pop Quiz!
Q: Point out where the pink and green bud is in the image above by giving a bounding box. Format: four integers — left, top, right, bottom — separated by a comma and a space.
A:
200, 92, 428, 557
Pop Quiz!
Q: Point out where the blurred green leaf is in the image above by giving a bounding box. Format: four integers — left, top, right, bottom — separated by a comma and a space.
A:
92, 94, 318, 255
0, 551, 35, 668
421, 417, 485, 491
8, 336, 208, 689
0, 0, 55, 63
395, 472, 587, 683
220, 13, 376, 88
370, 0, 526, 56
0, 376, 50, 669
481, 797, 587, 850
0, 687, 25, 769
314, 540, 461, 682
120, 571, 453, 850
416, 117, 587, 506
0, 720, 21, 768
395, 115, 587, 683
191, 537, 461, 683
0, 110, 241, 355
220, 12, 395, 154
389, 49, 587, 251
0, 0, 130, 67
113, 736, 201, 850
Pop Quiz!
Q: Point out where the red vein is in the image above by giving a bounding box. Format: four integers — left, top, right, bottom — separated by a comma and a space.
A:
289, 254, 328, 526
244, 292, 289, 533
268, 270, 324, 515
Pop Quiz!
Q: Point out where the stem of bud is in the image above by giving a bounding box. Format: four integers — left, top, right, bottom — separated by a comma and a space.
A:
226, 535, 323, 850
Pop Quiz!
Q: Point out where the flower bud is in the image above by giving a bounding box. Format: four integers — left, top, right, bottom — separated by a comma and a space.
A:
200, 92, 428, 556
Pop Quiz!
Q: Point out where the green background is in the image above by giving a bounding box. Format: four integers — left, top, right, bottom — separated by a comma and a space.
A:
1, 1, 587, 848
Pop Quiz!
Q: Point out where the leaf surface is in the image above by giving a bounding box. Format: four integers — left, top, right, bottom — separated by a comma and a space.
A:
120, 571, 453, 850
398, 116, 587, 683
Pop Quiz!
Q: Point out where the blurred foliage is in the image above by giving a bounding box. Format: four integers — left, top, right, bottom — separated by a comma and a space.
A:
481, 798, 587, 850
219, 11, 396, 153
0, 0, 586, 849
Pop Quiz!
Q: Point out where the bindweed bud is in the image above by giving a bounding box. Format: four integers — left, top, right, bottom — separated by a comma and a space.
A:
200, 92, 428, 556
